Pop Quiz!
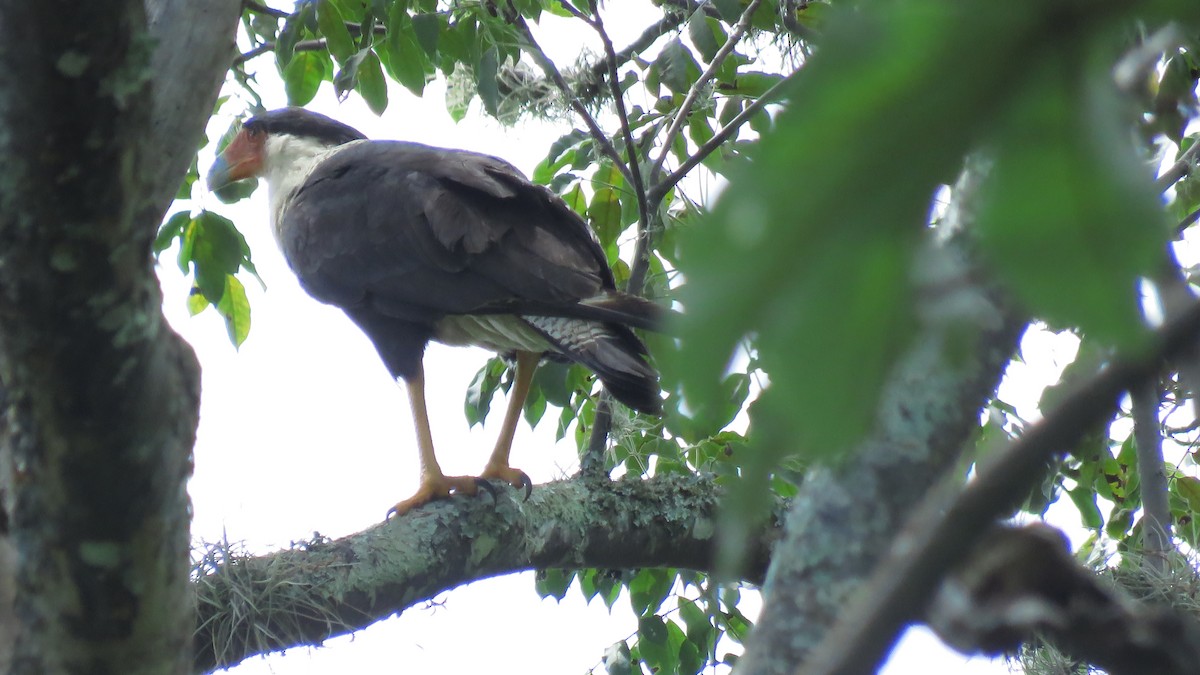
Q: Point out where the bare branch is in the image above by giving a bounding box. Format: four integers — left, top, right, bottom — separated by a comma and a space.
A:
242, 0, 288, 20
1133, 377, 1172, 572
1157, 139, 1200, 192
193, 474, 781, 673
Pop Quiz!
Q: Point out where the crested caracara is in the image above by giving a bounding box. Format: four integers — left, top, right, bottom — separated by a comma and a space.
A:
207, 108, 660, 516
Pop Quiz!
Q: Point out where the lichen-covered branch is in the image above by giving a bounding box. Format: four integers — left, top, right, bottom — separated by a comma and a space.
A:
193, 473, 781, 673
735, 165, 1028, 675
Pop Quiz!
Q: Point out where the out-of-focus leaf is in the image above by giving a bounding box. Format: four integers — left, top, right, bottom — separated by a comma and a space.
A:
477, 45, 500, 116
384, 6, 431, 96
676, 2, 1080, 474
155, 211, 191, 257
978, 59, 1165, 350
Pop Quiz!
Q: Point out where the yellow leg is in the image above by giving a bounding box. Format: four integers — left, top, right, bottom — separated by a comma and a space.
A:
388, 363, 491, 518
480, 350, 538, 497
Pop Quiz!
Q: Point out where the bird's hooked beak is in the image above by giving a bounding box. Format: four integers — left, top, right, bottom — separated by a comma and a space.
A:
207, 126, 265, 191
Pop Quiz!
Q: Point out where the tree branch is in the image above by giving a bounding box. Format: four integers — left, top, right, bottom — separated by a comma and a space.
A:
736, 162, 1027, 675
648, 71, 796, 206
798, 292, 1200, 675
512, 14, 636, 188
193, 474, 782, 673
1133, 377, 1172, 571
649, 0, 763, 180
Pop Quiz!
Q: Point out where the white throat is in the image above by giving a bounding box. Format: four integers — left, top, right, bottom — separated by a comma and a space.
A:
261, 134, 363, 242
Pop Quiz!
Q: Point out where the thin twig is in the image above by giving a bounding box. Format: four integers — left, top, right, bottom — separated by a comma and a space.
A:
798, 295, 1200, 675
511, 14, 636, 188
649, 0, 764, 180
234, 38, 328, 66
243, 0, 289, 20
648, 71, 795, 205
587, 1, 655, 297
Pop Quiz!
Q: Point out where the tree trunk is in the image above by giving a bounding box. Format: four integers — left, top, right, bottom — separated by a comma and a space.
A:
0, 1, 239, 672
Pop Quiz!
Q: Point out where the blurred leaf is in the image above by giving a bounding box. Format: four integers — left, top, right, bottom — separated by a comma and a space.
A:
384, 7, 430, 95
978, 57, 1164, 350
477, 45, 500, 116
155, 211, 191, 257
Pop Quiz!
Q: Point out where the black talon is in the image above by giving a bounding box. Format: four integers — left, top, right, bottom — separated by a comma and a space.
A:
518, 471, 532, 502
473, 477, 498, 503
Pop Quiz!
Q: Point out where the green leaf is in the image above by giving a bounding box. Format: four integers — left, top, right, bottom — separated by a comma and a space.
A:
712, 0, 742, 24
283, 50, 327, 106
655, 37, 701, 95
188, 211, 245, 305
384, 5, 431, 96
464, 357, 507, 427
276, 5, 310, 67
216, 274, 252, 347
476, 45, 500, 116
1067, 485, 1103, 531
411, 12, 440, 55
534, 569, 574, 602
356, 50, 388, 114
588, 188, 622, 248
687, 14, 724, 63
317, 0, 355, 63
978, 59, 1165, 349
155, 211, 191, 257
628, 568, 673, 617
637, 615, 672, 675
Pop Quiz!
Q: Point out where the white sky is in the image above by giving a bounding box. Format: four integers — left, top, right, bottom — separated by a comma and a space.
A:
164, 6, 1089, 674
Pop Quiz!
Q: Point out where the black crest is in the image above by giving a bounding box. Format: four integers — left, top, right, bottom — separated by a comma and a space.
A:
244, 107, 367, 146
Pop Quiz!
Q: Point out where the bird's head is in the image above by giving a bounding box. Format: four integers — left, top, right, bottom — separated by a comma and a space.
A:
206, 107, 367, 193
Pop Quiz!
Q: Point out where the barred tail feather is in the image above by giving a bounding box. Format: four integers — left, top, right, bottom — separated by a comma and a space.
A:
522, 315, 661, 415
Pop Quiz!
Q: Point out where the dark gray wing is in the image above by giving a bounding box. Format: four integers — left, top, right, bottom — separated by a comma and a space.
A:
279, 140, 614, 325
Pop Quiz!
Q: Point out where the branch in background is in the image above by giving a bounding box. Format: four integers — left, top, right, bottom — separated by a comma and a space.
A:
797, 293, 1200, 675
242, 0, 288, 20
1157, 138, 1200, 192
648, 71, 795, 205
648, 0, 764, 180
1133, 377, 1172, 572
193, 473, 781, 673
928, 524, 1200, 675
512, 14, 636, 188
235, 38, 327, 66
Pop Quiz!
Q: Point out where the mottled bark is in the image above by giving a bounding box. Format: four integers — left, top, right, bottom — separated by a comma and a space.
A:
0, 1, 239, 673
736, 167, 1027, 675
194, 473, 781, 673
